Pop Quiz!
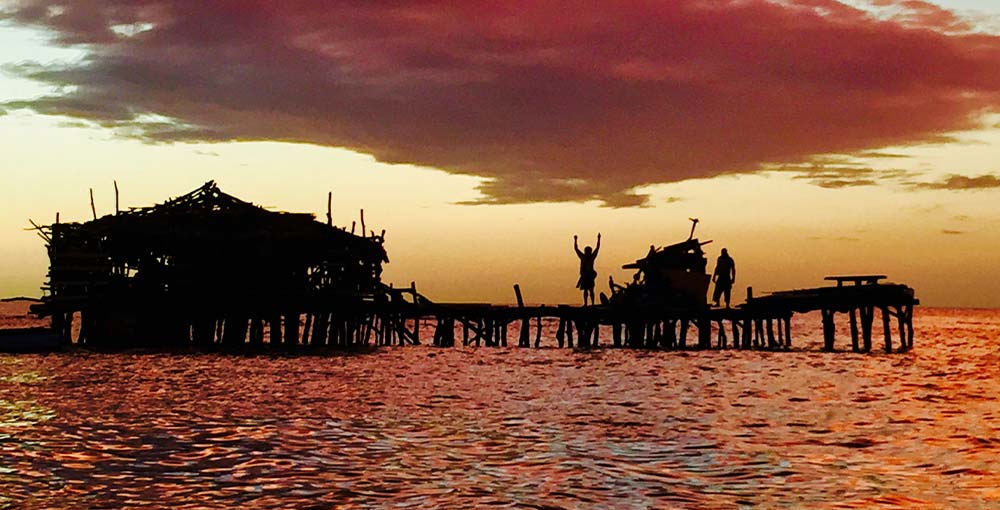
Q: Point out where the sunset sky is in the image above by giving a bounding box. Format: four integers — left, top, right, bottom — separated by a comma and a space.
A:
2, 0, 1000, 307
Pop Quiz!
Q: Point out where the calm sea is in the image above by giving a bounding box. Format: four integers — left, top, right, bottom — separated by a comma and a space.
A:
0, 302, 998, 509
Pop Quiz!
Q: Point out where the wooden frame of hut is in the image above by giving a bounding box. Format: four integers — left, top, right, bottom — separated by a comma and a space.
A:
33, 181, 390, 348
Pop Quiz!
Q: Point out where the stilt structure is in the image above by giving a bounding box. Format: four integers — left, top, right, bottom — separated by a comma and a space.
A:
27, 185, 919, 354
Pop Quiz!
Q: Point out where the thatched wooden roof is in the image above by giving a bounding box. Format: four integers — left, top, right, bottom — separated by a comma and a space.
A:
56, 181, 388, 266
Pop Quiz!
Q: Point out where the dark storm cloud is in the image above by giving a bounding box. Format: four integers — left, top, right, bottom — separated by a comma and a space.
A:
3, 0, 1000, 205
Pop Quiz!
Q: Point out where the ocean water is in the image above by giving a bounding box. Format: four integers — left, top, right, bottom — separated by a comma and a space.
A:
0, 302, 998, 509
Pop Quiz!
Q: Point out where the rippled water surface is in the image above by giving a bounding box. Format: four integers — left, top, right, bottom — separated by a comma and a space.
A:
1, 304, 998, 509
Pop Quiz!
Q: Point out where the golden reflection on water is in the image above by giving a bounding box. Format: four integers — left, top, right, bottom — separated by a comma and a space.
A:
0, 308, 997, 509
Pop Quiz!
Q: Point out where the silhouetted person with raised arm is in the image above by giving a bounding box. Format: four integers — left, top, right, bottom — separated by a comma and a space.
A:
712, 248, 736, 308
574, 233, 601, 306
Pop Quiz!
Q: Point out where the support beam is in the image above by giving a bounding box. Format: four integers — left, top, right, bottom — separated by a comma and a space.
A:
821, 309, 835, 351
881, 306, 892, 353
849, 308, 860, 353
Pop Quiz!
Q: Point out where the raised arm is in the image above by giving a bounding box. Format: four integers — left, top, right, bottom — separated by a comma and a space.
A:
573, 235, 583, 257
594, 233, 601, 256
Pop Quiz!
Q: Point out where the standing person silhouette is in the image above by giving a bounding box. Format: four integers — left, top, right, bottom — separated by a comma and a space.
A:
574, 233, 601, 306
712, 248, 736, 308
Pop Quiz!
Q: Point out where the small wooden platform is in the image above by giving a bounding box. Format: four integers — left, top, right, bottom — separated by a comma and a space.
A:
744, 275, 917, 353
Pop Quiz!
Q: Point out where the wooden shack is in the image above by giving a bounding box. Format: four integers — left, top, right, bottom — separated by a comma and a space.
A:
33, 181, 390, 347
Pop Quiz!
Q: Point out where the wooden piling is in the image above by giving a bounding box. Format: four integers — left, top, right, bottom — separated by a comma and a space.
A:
514, 284, 531, 348
302, 313, 313, 345
895, 305, 908, 352
881, 306, 892, 353
785, 315, 792, 349
556, 317, 566, 348
565, 316, 574, 348
534, 314, 543, 348
679, 319, 689, 349
284, 312, 300, 347
766, 318, 776, 349
249, 318, 264, 345
821, 309, 835, 351
849, 308, 860, 352
861, 306, 874, 352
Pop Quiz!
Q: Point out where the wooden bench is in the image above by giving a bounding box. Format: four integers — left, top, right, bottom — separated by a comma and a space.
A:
824, 275, 886, 287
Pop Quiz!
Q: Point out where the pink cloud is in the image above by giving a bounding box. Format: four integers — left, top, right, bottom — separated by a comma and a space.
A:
4, 0, 1000, 205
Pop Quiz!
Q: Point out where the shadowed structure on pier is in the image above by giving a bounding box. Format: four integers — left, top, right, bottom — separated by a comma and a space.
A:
32, 181, 390, 347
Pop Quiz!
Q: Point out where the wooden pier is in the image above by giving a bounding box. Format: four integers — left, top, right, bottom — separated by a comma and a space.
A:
28, 183, 919, 354
32, 275, 917, 353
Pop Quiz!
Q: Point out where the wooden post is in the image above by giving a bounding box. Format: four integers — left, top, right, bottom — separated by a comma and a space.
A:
222, 317, 248, 347
193, 317, 214, 346
565, 317, 574, 348
906, 305, 914, 349
412, 316, 420, 345
861, 306, 874, 352
477, 318, 485, 347
783, 317, 792, 350
302, 313, 313, 345
574, 320, 586, 348
51, 310, 66, 339
679, 319, 689, 349
754, 318, 764, 349
849, 308, 860, 352
514, 284, 530, 347
312, 313, 329, 346
766, 318, 776, 349
360, 209, 366, 237
535, 314, 543, 348
697, 316, 711, 349
742, 317, 752, 349
89, 188, 97, 220
326, 191, 333, 226
249, 318, 264, 345
881, 306, 892, 353
821, 309, 835, 351
895, 305, 907, 352
114, 180, 120, 215
556, 317, 566, 348
284, 312, 300, 347
665, 320, 676, 350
